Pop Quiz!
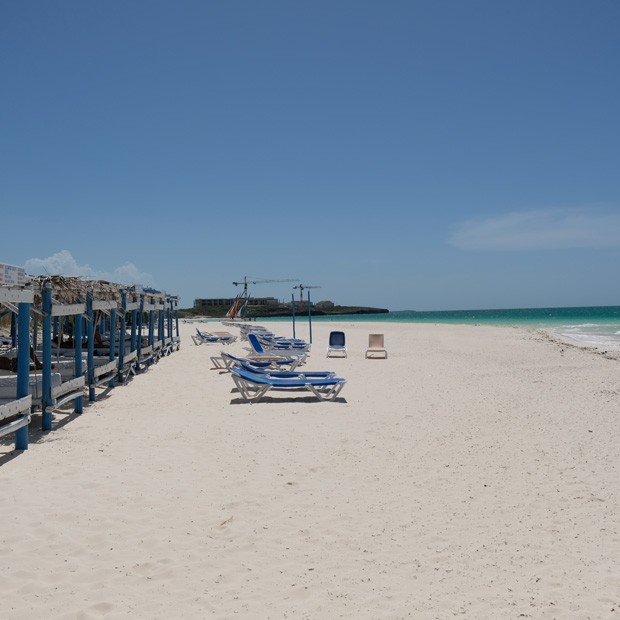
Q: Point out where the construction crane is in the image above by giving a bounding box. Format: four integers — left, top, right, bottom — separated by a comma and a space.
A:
293, 284, 321, 304
233, 276, 298, 296
228, 276, 298, 319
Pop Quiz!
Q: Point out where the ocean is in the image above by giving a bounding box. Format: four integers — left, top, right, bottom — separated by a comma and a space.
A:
271, 306, 620, 350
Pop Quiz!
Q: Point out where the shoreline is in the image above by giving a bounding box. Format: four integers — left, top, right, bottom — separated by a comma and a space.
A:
184, 304, 620, 352
1, 320, 618, 618
533, 327, 620, 361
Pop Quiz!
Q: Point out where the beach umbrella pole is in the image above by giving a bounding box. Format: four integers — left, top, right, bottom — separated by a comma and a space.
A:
308, 291, 312, 344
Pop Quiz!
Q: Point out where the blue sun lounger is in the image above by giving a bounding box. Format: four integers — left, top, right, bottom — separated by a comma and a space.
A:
246, 333, 308, 361
233, 359, 336, 380
230, 366, 346, 403
254, 334, 310, 351
193, 329, 236, 345
211, 351, 302, 372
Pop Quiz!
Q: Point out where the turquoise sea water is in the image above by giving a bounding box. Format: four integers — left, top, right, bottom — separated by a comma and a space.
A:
268, 306, 620, 350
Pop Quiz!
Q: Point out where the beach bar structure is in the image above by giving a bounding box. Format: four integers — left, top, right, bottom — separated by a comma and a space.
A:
1, 272, 180, 449
32, 276, 101, 430
0, 284, 34, 450
134, 287, 180, 371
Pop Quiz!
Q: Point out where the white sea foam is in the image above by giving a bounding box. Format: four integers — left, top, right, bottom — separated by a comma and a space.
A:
562, 323, 618, 329
553, 324, 620, 349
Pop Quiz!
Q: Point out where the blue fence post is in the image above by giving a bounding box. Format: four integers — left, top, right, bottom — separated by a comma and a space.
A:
108, 307, 117, 387
130, 301, 137, 353
167, 298, 172, 344
137, 294, 144, 369
158, 302, 164, 351
129, 292, 138, 351
74, 306, 83, 414
42, 285, 53, 431
174, 299, 179, 343
15, 301, 31, 450
87, 292, 95, 401
118, 291, 126, 381
148, 297, 155, 365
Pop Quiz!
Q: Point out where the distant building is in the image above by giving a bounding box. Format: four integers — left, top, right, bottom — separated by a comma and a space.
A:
194, 297, 280, 309
247, 297, 279, 307
194, 298, 235, 309
315, 300, 335, 310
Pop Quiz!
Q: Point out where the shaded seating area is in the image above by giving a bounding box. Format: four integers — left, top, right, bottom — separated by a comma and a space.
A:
0, 372, 60, 406
0, 271, 181, 449
365, 333, 387, 359
0, 284, 34, 449
120, 287, 180, 373
0, 395, 32, 447
35, 278, 114, 420
134, 288, 176, 370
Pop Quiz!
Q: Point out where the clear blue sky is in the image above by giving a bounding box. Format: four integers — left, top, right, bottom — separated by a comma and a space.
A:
2, 1, 619, 311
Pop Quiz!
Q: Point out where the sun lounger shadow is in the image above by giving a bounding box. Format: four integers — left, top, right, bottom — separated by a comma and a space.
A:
229, 393, 347, 405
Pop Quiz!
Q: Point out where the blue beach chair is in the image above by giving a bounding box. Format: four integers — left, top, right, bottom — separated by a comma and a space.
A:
230, 366, 346, 403
193, 329, 236, 346
246, 333, 307, 361
233, 358, 336, 380
254, 333, 309, 351
327, 331, 347, 358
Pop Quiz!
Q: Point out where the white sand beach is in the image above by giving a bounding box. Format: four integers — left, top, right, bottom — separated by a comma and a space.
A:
0, 320, 618, 619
